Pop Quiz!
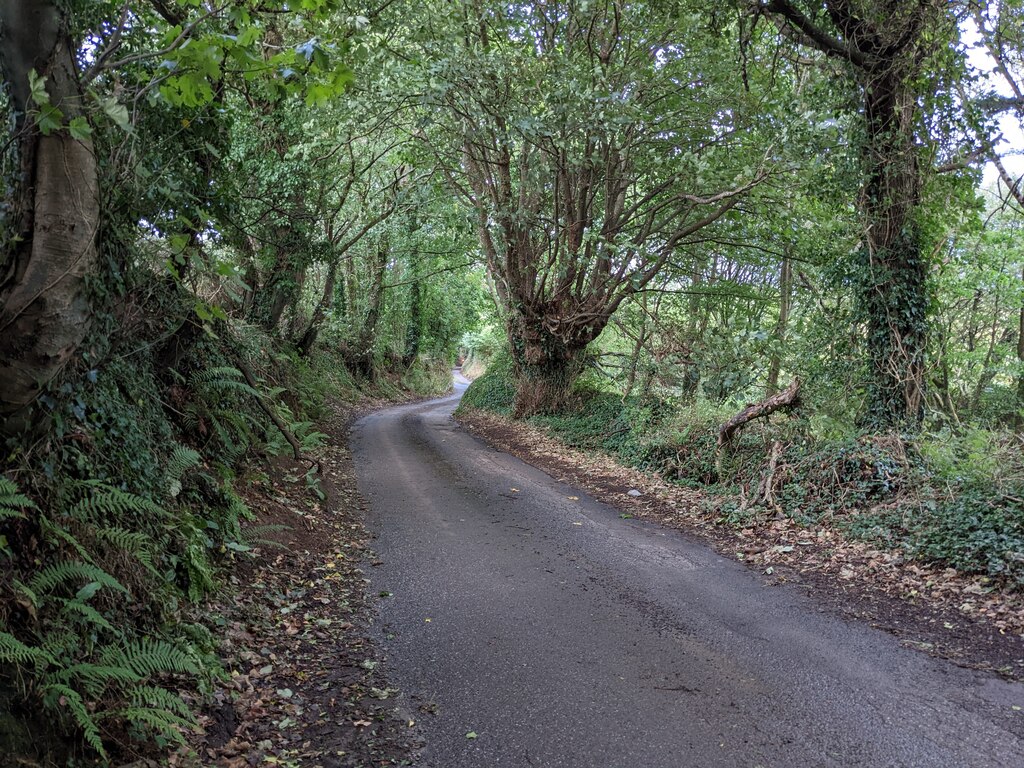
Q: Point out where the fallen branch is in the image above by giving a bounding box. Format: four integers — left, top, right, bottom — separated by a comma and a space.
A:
718, 378, 801, 449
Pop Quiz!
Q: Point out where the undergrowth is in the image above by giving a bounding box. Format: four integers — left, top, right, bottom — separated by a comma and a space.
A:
458, 362, 1024, 591
0, 284, 440, 763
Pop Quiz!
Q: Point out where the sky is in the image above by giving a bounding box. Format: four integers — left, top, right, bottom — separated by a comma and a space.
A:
962, 18, 1024, 198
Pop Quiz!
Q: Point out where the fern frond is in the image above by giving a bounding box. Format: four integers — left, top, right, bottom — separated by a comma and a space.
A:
101, 707, 193, 743
237, 524, 290, 550
102, 638, 200, 678
94, 527, 158, 574
69, 484, 167, 524
12, 580, 39, 609
192, 365, 244, 384
0, 631, 52, 665
30, 561, 127, 596
0, 476, 36, 517
128, 684, 195, 719
165, 444, 201, 498
59, 599, 116, 633
42, 684, 106, 757
55, 663, 141, 697
183, 541, 215, 601
38, 516, 93, 561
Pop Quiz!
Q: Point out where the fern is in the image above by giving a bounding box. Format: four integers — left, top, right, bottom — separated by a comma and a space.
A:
165, 444, 201, 498
103, 707, 193, 743
183, 540, 215, 601
94, 526, 159, 574
38, 516, 93, 561
237, 523, 290, 550
11, 580, 40, 609
102, 638, 200, 678
0, 631, 52, 665
69, 483, 168, 524
191, 366, 261, 398
128, 684, 195, 719
55, 663, 141, 697
0, 476, 36, 519
30, 561, 127, 596
59, 599, 116, 633
42, 684, 106, 757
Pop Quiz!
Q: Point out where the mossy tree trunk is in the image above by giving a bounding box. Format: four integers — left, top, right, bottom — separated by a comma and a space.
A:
507, 317, 595, 417
0, 1, 100, 435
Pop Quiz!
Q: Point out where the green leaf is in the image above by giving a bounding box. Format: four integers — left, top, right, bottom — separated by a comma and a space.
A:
101, 97, 130, 131
75, 581, 102, 602
37, 104, 63, 135
68, 116, 92, 141
28, 69, 49, 106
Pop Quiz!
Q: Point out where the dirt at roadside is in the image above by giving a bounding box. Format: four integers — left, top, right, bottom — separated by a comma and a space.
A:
457, 407, 1024, 681
176, 398, 419, 768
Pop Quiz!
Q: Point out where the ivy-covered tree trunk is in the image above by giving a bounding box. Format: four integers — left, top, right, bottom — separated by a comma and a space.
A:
1017, 267, 1024, 430
346, 236, 389, 378
402, 278, 421, 367
296, 259, 338, 356
763, 0, 946, 430
505, 302, 606, 417
766, 252, 792, 396
0, 1, 99, 434
857, 72, 928, 428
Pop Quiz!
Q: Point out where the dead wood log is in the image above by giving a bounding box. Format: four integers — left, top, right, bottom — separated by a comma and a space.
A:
718, 378, 800, 448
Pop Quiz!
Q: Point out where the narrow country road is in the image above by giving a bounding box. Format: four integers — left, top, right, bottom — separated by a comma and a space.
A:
350, 378, 1024, 768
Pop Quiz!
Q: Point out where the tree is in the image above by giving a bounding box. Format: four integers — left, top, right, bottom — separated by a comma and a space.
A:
421, 0, 768, 416
0, 1, 99, 434
761, 0, 955, 428
0, 0, 352, 435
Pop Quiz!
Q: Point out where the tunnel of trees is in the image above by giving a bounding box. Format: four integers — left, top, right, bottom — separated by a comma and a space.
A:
1, 0, 1023, 761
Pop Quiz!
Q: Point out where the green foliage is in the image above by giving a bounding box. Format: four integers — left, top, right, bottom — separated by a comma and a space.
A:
402, 358, 455, 397
846, 490, 1024, 588
0, 474, 217, 760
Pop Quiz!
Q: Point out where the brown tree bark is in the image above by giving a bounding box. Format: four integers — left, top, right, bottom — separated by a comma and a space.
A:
295, 260, 338, 356
1016, 267, 1024, 430
346, 236, 390, 378
0, 1, 100, 435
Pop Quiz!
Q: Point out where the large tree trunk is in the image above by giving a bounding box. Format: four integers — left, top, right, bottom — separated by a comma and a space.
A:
510, 340, 589, 418
346, 237, 389, 378
762, 0, 940, 430
295, 259, 338, 356
402, 278, 422, 367
857, 71, 928, 429
0, 2, 99, 435
507, 309, 600, 417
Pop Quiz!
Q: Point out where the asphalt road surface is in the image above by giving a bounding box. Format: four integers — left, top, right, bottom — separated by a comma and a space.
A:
351, 376, 1024, 768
